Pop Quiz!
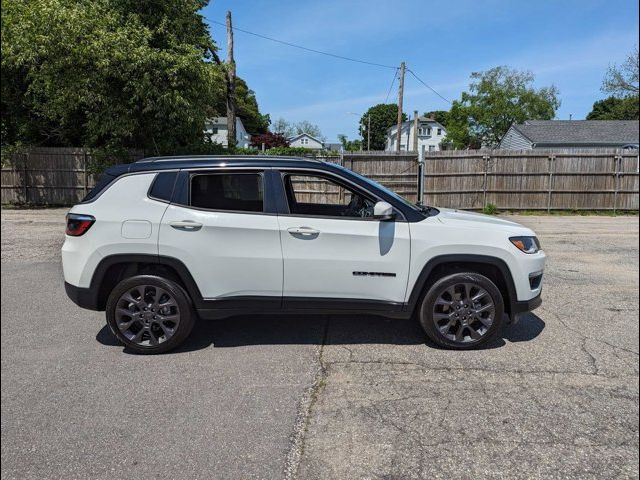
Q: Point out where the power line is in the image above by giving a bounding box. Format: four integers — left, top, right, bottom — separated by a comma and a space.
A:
208, 19, 397, 70
407, 68, 451, 104
384, 68, 398, 103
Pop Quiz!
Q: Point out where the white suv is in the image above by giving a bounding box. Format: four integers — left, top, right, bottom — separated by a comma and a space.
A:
62, 156, 546, 354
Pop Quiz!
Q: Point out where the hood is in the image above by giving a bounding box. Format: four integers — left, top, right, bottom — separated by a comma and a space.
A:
435, 208, 533, 233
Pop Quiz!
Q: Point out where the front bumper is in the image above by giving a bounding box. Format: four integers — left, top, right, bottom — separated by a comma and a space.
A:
509, 293, 542, 323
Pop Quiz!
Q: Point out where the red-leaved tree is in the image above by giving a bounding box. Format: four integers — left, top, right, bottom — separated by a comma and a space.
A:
250, 132, 289, 149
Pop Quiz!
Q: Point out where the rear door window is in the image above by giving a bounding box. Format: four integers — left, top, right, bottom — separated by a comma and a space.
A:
190, 173, 264, 212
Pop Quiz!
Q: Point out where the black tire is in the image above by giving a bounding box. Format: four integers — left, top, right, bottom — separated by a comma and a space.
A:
106, 275, 195, 354
418, 272, 504, 350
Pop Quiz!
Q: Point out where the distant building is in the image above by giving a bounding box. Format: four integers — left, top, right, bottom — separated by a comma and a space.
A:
499, 120, 640, 150
385, 117, 447, 152
324, 143, 344, 153
289, 133, 324, 150
204, 117, 251, 148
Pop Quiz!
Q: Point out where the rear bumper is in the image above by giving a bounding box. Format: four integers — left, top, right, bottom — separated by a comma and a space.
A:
510, 293, 542, 323
65, 282, 100, 311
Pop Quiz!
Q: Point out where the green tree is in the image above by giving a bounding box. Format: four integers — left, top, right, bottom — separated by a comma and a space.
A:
337, 134, 362, 152
360, 104, 406, 150
445, 66, 560, 149
1, 0, 269, 155
213, 77, 270, 134
423, 110, 450, 128
587, 95, 639, 120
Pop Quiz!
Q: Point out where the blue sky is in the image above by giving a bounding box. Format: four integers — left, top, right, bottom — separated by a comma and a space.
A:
201, 0, 639, 142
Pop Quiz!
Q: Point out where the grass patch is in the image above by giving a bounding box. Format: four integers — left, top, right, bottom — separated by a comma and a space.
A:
482, 203, 498, 215
504, 209, 639, 216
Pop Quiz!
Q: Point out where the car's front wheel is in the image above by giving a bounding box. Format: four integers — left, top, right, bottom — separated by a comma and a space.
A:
106, 275, 194, 354
418, 272, 504, 349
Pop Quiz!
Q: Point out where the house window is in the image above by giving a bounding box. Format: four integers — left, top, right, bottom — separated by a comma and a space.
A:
437, 128, 442, 135
210, 127, 219, 134
429, 145, 436, 152
427, 127, 432, 135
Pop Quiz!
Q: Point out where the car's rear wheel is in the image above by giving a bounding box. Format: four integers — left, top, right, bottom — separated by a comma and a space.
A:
106, 275, 194, 354
418, 272, 504, 349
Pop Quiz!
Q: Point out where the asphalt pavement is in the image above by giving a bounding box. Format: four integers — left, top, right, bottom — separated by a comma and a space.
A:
1, 209, 638, 479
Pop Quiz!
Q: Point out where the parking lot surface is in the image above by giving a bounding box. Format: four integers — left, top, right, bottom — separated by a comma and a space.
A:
1, 209, 638, 479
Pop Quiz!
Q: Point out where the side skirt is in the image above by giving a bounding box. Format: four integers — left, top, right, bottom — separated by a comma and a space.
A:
197, 296, 411, 320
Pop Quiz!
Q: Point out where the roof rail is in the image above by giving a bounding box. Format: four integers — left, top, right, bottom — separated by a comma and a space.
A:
135, 155, 324, 163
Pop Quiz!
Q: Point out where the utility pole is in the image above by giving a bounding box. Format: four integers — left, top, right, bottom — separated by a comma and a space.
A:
367, 114, 371, 151
412, 110, 419, 152
226, 11, 237, 149
395, 62, 405, 153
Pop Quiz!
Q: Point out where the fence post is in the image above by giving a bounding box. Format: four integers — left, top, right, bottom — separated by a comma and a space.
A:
613, 153, 621, 215
83, 150, 89, 197
22, 152, 29, 204
482, 154, 490, 209
547, 154, 555, 213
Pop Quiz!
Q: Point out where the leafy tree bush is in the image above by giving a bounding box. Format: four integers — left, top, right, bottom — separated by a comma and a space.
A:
0, 0, 269, 156
446, 67, 560, 149
360, 104, 406, 150
423, 110, 450, 128
265, 146, 318, 156
337, 134, 362, 152
587, 95, 639, 120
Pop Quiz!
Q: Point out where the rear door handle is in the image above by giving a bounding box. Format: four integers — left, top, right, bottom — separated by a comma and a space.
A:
287, 226, 320, 236
169, 220, 203, 231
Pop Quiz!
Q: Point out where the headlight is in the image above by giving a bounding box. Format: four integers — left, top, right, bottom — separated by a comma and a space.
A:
509, 236, 540, 254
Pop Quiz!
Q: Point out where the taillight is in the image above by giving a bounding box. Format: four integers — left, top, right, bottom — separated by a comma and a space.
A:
66, 213, 95, 236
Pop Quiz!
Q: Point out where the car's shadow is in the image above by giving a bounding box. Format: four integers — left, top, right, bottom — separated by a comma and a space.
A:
96, 313, 545, 354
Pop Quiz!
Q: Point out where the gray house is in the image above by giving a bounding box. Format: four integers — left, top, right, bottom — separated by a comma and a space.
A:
499, 120, 639, 150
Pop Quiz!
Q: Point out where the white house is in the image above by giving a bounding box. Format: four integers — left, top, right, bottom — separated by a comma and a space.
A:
204, 117, 251, 148
288, 133, 324, 150
385, 116, 447, 152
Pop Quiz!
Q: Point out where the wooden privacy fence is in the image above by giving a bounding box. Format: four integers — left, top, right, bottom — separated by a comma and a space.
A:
1, 147, 145, 205
419, 149, 639, 211
1, 147, 638, 211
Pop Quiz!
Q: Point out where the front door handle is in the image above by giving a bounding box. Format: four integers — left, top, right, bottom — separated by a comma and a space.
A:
169, 220, 203, 231
287, 226, 320, 236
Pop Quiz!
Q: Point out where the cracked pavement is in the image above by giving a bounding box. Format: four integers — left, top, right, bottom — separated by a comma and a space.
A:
296, 215, 639, 480
1, 210, 638, 479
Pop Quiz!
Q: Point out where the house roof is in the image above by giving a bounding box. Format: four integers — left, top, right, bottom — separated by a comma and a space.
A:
511, 120, 639, 145
288, 133, 324, 144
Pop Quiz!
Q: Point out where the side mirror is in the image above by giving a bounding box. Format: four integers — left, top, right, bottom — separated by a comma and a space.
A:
373, 201, 395, 221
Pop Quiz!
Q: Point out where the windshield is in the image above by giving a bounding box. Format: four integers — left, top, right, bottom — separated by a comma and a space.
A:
332, 163, 422, 212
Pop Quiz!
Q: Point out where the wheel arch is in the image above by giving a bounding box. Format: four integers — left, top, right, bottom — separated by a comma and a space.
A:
89, 254, 203, 311
406, 254, 517, 316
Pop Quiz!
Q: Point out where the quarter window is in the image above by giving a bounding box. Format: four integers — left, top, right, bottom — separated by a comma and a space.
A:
190, 173, 263, 212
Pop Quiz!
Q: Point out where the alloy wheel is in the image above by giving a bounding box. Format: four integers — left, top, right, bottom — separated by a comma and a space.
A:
432, 282, 495, 343
114, 285, 181, 347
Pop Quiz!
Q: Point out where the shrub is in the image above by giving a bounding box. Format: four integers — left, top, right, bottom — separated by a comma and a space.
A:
482, 203, 498, 215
